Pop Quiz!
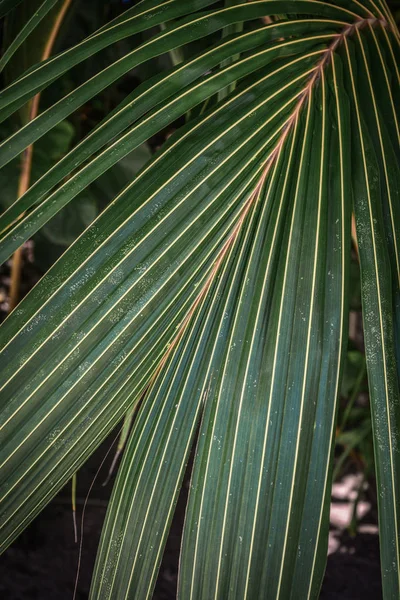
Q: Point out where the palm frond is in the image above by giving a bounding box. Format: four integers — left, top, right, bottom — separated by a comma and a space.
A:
0, 1, 399, 598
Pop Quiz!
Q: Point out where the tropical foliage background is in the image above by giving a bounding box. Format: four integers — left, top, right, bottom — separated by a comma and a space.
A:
0, 0, 399, 598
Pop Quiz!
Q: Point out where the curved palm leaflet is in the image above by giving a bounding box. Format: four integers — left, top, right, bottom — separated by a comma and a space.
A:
0, 0, 399, 598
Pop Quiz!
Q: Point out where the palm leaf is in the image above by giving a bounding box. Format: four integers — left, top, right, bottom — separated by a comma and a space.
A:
342, 27, 400, 598
0, 25, 341, 262
0, 1, 399, 598
0, 0, 61, 73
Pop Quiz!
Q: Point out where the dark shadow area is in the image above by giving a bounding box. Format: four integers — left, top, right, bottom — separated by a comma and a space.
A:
320, 477, 382, 600
321, 530, 382, 600
0, 448, 383, 599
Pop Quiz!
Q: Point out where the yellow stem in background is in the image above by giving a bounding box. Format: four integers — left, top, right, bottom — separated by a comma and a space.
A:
8, 0, 73, 312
